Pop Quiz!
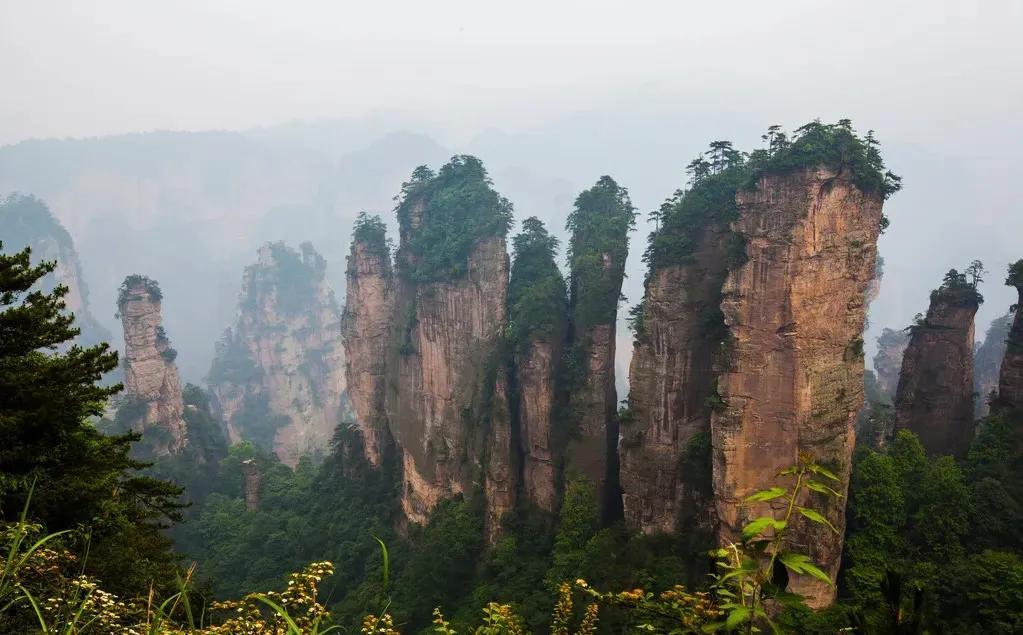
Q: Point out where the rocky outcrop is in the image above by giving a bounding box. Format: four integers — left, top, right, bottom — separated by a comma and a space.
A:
565, 177, 635, 522
621, 223, 729, 535
873, 328, 909, 403
341, 223, 395, 468
975, 314, 1012, 417
384, 157, 515, 538
117, 275, 188, 454
209, 242, 348, 467
894, 279, 980, 456
712, 167, 884, 608
388, 237, 511, 526
1, 194, 113, 351
515, 339, 561, 512
997, 262, 1023, 411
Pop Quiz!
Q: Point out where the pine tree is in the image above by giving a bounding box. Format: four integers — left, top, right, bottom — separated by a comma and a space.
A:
0, 243, 183, 596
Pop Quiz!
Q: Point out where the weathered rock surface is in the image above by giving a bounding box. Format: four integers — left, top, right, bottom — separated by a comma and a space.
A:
621, 223, 729, 535
515, 339, 561, 513
872, 328, 909, 403
342, 238, 395, 468
118, 276, 188, 453
712, 167, 883, 608
1, 194, 113, 351
975, 314, 1012, 417
387, 237, 511, 527
998, 277, 1023, 411
894, 285, 979, 456
209, 242, 348, 467
566, 322, 618, 515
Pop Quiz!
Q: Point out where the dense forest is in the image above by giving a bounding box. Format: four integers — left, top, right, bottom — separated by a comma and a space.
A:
1, 121, 1022, 634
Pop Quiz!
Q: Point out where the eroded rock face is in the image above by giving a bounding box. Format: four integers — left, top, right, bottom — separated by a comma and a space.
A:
998, 286, 1023, 411
387, 237, 510, 526
118, 276, 187, 453
975, 314, 1012, 417
342, 238, 395, 468
873, 328, 910, 403
621, 223, 729, 535
1, 194, 113, 351
515, 339, 560, 513
712, 168, 883, 608
894, 287, 979, 456
209, 242, 348, 467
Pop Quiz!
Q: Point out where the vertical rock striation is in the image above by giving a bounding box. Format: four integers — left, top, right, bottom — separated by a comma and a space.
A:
385, 157, 514, 537
507, 217, 568, 514
894, 273, 980, 456
341, 215, 396, 468
117, 275, 188, 454
621, 225, 729, 535
997, 261, 1023, 411
975, 314, 1012, 417
209, 242, 348, 466
712, 167, 884, 607
565, 177, 636, 522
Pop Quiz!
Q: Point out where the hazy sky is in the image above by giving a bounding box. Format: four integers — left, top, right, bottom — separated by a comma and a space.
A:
2, 0, 1022, 364
2, 1, 1020, 144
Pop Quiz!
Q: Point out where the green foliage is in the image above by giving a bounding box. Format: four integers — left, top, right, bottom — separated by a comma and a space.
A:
0, 193, 74, 255
566, 176, 636, 333
352, 212, 392, 262
745, 119, 902, 199
1007, 259, 1023, 313
395, 156, 513, 282
507, 217, 567, 351
0, 243, 185, 601
245, 241, 327, 316
930, 263, 985, 306
208, 329, 262, 385
706, 453, 843, 634
117, 273, 163, 307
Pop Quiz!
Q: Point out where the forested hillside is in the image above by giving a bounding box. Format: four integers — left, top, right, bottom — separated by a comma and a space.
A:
1, 121, 1021, 634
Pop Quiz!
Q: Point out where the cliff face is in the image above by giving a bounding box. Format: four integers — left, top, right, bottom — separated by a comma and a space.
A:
118, 276, 188, 454
341, 237, 395, 468
1, 194, 113, 351
388, 237, 511, 526
894, 285, 979, 456
998, 274, 1023, 411
515, 339, 560, 512
975, 314, 1012, 417
712, 167, 883, 607
381, 158, 516, 536
620, 223, 729, 535
564, 176, 635, 521
873, 328, 910, 403
209, 242, 348, 467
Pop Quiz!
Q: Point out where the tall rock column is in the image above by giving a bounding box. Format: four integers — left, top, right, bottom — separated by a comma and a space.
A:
975, 314, 1013, 416
565, 176, 636, 521
385, 157, 514, 538
117, 275, 187, 454
997, 260, 1023, 411
621, 229, 729, 535
341, 214, 396, 468
894, 271, 980, 456
712, 167, 884, 607
208, 242, 348, 466
507, 217, 568, 513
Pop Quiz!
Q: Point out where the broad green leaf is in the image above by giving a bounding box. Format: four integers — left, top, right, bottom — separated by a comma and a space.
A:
725, 606, 751, 629
701, 622, 726, 633
741, 516, 776, 541
799, 561, 834, 586
745, 487, 787, 503
806, 481, 842, 498
798, 507, 838, 533
808, 464, 839, 481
